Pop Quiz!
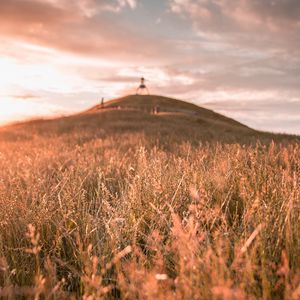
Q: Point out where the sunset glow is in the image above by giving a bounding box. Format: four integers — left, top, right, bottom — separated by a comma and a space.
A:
0, 0, 299, 133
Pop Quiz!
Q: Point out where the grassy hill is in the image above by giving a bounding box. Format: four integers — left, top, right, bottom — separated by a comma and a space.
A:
0, 95, 299, 299
0, 94, 297, 145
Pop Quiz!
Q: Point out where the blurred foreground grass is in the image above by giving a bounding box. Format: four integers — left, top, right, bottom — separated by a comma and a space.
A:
0, 109, 299, 299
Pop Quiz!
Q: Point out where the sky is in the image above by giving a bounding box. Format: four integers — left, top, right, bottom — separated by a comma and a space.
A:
0, 0, 299, 134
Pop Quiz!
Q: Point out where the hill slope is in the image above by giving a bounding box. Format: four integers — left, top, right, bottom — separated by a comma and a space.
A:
0, 94, 298, 144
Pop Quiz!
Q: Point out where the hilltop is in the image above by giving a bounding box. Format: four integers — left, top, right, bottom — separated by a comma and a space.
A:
88, 94, 249, 129
1, 94, 297, 145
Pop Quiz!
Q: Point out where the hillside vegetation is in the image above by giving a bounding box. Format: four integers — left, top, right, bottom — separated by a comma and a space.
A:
0, 95, 299, 299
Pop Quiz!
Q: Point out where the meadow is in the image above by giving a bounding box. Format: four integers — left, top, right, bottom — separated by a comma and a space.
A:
0, 105, 299, 299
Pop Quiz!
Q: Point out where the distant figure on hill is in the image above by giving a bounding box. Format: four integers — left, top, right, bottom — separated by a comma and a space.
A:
101, 97, 104, 109
153, 105, 160, 114
136, 77, 150, 95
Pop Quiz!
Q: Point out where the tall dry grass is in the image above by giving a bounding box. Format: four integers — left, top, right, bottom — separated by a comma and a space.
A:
0, 116, 299, 299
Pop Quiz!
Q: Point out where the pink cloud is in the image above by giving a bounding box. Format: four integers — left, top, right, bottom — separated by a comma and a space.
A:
0, 0, 163, 63
169, 0, 300, 50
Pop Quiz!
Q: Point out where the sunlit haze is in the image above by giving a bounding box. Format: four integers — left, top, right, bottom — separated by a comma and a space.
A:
0, 0, 299, 133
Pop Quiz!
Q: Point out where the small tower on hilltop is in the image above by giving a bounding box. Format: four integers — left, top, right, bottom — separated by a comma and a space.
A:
136, 77, 149, 95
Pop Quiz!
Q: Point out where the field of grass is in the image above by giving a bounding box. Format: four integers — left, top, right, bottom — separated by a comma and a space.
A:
0, 97, 299, 299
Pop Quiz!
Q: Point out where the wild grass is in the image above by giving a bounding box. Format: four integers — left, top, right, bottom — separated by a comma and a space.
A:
0, 110, 299, 299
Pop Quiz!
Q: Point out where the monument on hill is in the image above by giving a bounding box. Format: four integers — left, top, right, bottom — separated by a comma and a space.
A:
136, 77, 149, 95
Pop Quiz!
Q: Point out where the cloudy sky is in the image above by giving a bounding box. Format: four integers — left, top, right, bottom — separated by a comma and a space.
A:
0, 0, 299, 134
